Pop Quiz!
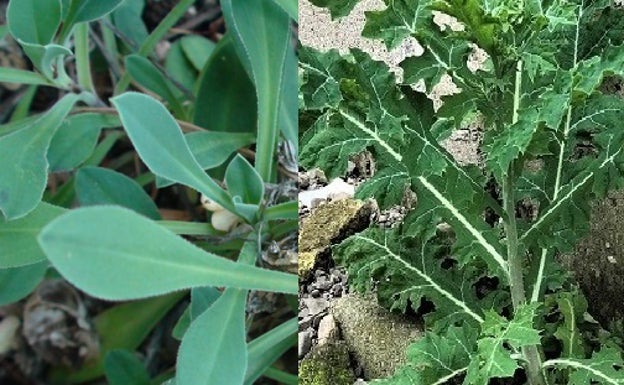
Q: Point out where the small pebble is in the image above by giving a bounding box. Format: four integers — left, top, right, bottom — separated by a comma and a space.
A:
299, 316, 313, 330
299, 308, 310, 318
311, 289, 321, 298
298, 330, 312, 359
331, 284, 343, 297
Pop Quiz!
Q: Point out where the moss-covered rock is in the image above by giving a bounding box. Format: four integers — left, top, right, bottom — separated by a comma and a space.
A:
299, 199, 375, 279
299, 341, 354, 385
330, 293, 421, 379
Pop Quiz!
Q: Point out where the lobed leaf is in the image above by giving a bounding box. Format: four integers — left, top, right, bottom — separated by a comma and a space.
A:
466, 304, 542, 384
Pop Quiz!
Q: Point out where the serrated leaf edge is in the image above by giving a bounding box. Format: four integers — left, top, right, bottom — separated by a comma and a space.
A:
353, 234, 485, 323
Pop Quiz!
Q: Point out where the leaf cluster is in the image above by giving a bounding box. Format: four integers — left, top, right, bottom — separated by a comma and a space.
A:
0, 0, 298, 384
300, 0, 624, 384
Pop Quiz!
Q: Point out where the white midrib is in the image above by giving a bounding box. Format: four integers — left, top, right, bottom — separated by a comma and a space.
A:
417, 176, 510, 278
355, 235, 485, 323
542, 359, 622, 385
521, 147, 621, 244
338, 109, 403, 161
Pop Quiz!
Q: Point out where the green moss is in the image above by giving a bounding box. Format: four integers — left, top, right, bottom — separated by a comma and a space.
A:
298, 199, 374, 279
299, 342, 354, 385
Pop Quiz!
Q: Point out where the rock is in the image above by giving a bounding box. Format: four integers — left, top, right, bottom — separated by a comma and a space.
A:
315, 277, 333, 291
299, 341, 354, 385
317, 314, 339, 346
353, 379, 368, 385
311, 289, 321, 298
299, 308, 310, 319
299, 316, 313, 330
299, 199, 377, 279
304, 298, 329, 316
299, 178, 355, 208
331, 293, 421, 379
299, 329, 313, 359
331, 284, 344, 297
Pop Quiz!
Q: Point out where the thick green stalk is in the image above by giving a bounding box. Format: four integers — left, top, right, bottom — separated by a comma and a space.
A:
74, 23, 95, 94
504, 60, 546, 385
113, 0, 195, 95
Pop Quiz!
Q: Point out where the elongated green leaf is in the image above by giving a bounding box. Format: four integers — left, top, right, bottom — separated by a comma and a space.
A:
62, 0, 125, 38
125, 55, 183, 115
225, 155, 264, 205
0, 93, 81, 219
193, 34, 256, 134
221, 0, 291, 181
112, 0, 148, 48
0, 261, 48, 305
279, 43, 298, 151
177, 287, 247, 385
111, 92, 235, 213
105, 350, 150, 385
180, 35, 215, 72
48, 113, 120, 172
0, 67, 52, 86
244, 317, 297, 385
38, 206, 297, 299
187, 132, 255, 168
0, 114, 40, 137
270, 0, 297, 21
173, 287, 222, 341
264, 201, 297, 221
156, 131, 256, 188
190, 286, 221, 319
0, 202, 65, 267
76, 167, 161, 220
7, 0, 61, 44
165, 40, 197, 93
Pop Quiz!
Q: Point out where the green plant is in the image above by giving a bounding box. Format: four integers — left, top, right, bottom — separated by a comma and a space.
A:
0, 0, 298, 384
300, 0, 624, 384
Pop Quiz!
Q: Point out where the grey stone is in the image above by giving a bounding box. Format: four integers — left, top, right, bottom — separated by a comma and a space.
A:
299, 315, 313, 330
304, 297, 329, 316
299, 329, 313, 359
331, 293, 421, 379
317, 314, 339, 346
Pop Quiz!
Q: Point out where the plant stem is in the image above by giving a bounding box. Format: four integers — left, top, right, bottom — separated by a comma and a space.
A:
113, 0, 195, 95
74, 23, 95, 94
504, 60, 546, 385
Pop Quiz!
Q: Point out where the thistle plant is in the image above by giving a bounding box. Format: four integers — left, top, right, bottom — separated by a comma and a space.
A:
300, 1, 624, 384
